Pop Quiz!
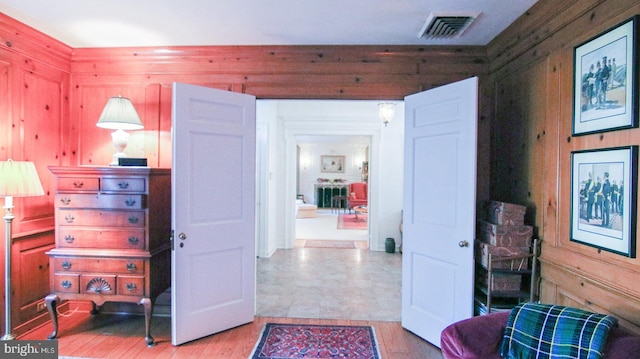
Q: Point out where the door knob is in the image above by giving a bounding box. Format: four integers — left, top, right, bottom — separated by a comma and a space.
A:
458, 240, 469, 247
179, 233, 187, 240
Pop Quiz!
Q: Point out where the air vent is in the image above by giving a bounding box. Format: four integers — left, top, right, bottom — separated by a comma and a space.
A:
417, 12, 480, 39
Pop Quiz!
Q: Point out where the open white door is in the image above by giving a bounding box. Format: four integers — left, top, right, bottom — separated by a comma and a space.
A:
171, 82, 256, 345
401, 77, 478, 346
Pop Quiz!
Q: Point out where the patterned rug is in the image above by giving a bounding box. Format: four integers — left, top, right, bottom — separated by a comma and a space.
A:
250, 323, 381, 359
337, 214, 367, 230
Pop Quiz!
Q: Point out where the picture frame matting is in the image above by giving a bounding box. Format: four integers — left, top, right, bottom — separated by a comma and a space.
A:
572, 15, 639, 136
570, 146, 638, 257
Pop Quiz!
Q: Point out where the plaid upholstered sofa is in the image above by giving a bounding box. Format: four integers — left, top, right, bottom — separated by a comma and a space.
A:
440, 304, 640, 359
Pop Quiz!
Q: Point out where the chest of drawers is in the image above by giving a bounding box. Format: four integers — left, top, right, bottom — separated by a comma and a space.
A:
44, 166, 171, 346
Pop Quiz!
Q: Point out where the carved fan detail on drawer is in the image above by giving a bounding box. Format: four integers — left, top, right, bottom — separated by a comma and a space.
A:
86, 278, 112, 294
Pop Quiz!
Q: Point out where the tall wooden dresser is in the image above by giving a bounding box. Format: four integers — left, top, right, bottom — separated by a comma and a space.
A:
45, 166, 171, 346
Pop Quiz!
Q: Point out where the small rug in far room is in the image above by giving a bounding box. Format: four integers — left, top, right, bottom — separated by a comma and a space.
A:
250, 323, 381, 359
337, 214, 368, 230
304, 240, 356, 249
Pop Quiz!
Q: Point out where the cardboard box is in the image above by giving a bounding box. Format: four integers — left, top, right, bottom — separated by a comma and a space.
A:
489, 200, 526, 225
478, 220, 533, 247
476, 267, 523, 291
475, 240, 530, 270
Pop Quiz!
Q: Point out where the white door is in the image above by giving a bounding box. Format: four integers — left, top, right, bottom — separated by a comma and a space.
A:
171, 82, 256, 345
401, 77, 478, 346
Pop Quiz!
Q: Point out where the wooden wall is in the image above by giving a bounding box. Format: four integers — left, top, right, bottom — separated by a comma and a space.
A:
0, 12, 492, 335
486, 0, 640, 333
68, 45, 490, 168
4, 0, 639, 338
0, 14, 71, 335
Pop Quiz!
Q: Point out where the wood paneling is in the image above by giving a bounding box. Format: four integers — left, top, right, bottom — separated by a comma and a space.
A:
67, 44, 489, 166
487, 0, 640, 332
3, 0, 640, 341
0, 13, 70, 338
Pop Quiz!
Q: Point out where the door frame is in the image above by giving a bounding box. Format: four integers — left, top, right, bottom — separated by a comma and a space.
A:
282, 125, 382, 249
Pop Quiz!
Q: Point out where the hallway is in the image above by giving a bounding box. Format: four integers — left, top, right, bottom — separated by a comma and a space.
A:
256, 209, 401, 321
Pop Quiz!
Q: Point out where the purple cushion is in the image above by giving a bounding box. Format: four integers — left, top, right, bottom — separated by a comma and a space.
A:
440, 311, 509, 359
604, 327, 640, 359
440, 311, 640, 359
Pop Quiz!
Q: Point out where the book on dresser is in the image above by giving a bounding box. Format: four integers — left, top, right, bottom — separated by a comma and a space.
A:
45, 166, 171, 347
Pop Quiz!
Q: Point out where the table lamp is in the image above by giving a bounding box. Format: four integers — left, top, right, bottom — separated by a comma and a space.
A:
0, 159, 45, 340
96, 96, 144, 165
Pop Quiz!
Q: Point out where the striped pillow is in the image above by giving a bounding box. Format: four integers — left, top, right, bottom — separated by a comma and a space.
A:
500, 303, 617, 359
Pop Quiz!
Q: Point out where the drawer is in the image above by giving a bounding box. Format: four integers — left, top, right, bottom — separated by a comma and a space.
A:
57, 177, 100, 192
52, 257, 145, 274
101, 177, 146, 193
53, 274, 79, 293
57, 209, 145, 227
81, 275, 116, 295
117, 275, 145, 296
58, 228, 146, 250
55, 194, 146, 209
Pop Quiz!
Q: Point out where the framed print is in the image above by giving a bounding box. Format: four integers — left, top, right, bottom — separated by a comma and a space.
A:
320, 155, 345, 173
571, 146, 638, 257
572, 16, 639, 136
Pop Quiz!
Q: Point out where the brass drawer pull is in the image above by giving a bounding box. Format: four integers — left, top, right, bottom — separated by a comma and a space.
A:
118, 181, 130, 189
64, 235, 75, 244
64, 214, 75, 224
61, 261, 72, 270
72, 181, 84, 189
128, 216, 140, 224
126, 283, 137, 291
60, 197, 71, 205
125, 198, 137, 207
128, 236, 139, 245
61, 280, 72, 289
126, 262, 137, 271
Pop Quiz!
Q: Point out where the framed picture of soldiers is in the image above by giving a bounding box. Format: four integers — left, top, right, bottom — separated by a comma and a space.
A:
570, 146, 638, 257
572, 16, 639, 136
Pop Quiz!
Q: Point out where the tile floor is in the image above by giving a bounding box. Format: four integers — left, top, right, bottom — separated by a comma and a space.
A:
256, 209, 402, 321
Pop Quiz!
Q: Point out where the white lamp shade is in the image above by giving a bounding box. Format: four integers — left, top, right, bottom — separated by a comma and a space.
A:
0, 160, 45, 197
96, 96, 143, 130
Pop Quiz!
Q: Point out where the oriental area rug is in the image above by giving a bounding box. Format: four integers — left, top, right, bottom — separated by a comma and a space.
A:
249, 323, 381, 359
337, 214, 368, 230
304, 240, 357, 249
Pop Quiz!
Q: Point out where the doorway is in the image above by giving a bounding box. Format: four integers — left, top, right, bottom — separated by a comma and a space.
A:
254, 99, 405, 322
295, 134, 370, 248
256, 99, 404, 256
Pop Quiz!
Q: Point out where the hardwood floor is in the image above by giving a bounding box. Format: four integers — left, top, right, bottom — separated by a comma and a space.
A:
20, 312, 444, 358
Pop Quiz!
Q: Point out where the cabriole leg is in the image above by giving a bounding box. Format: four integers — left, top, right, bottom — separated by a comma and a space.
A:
44, 294, 59, 340
139, 297, 155, 347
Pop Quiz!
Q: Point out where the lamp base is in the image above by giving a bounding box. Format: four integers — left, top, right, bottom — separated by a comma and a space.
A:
110, 152, 127, 166
109, 129, 130, 166
0, 333, 16, 341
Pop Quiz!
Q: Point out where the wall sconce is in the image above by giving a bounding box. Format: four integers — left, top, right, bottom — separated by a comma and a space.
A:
378, 102, 396, 127
0, 159, 45, 340
96, 96, 144, 165
300, 153, 310, 171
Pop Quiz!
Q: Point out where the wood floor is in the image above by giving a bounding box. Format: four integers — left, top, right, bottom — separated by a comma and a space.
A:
19, 311, 444, 359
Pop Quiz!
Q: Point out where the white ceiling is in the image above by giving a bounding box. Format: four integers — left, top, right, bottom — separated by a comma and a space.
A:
0, 0, 538, 48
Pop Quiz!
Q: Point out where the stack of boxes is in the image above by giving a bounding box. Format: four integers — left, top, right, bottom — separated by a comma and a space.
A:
475, 200, 533, 314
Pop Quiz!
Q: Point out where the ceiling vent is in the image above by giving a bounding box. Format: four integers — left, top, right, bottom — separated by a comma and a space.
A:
417, 12, 480, 39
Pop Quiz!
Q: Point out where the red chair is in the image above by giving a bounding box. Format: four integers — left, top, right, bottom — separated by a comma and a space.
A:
347, 182, 368, 212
